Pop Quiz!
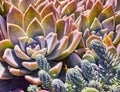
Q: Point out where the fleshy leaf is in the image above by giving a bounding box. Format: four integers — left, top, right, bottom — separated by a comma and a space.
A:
46, 36, 68, 60
88, 1, 103, 25
56, 19, 65, 40
115, 13, 120, 26
22, 62, 38, 70
26, 18, 44, 38
18, 0, 34, 12
62, 0, 77, 16
40, 3, 59, 20
103, 35, 113, 46
23, 5, 40, 31
57, 30, 82, 60
41, 13, 56, 36
0, 39, 13, 60
102, 16, 115, 32
14, 45, 31, 60
35, 36, 45, 49
98, 5, 114, 22
2, 49, 20, 68
90, 18, 102, 31
8, 24, 26, 45
8, 66, 30, 76
3, 1, 11, 13
46, 33, 58, 55
7, 5, 23, 27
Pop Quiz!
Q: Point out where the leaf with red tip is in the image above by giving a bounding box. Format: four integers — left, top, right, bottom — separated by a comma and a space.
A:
26, 18, 44, 38
23, 5, 40, 31
62, 0, 77, 16
41, 13, 56, 36
8, 24, 26, 45
88, 1, 103, 25
98, 5, 114, 22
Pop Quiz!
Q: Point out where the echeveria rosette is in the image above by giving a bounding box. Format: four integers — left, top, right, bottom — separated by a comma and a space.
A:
0, 4, 82, 83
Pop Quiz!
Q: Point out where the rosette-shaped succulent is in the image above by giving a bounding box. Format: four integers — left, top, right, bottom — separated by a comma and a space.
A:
0, 0, 82, 84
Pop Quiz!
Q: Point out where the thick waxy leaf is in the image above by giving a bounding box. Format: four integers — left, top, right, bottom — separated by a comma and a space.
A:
117, 43, 120, 56
31, 48, 46, 59
26, 18, 44, 38
22, 62, 38, 70
35, 36, 45, 49
25, 75, 41, 85
57, 30, 82, 60
3, 1, 11, 13
62, 0, 77, 16
0, 39, 13, 60
8, 24, 26, 45
18, 0, 34, 12
8, 66, 30, 76
41, 13, 56, 36
23, 5, 40, 31
0, 16, 7, 39
86, 35, 102, 48
19, 37, 29, 51
50, 62, 63, 75
102, 16, 115, 32
98, 5, 114, 22
14, 45, 31, 60
40, 3, 59, 20
103, 35, 113, 46
47, 36, 68, 60
7, 6, 23, 27
46, 33, 58, 55
56, 19, 65, 40
2, 49, 19, 68
88, 1, 103, 25
90, 18, 102, 31
79, 14, 89, 32
115, 13, 120, 26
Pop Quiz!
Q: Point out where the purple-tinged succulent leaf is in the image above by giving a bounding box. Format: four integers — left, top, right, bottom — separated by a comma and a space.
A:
41, 13, 56, 37
61, 0, 77, 16
46, 33, 58, 55
7, 24, 26, 45
14, 45, 31, 60
22, 62, 38, 71
57, 30, 82, 60
0, 39, 13, 60
35, 36, 45, 49
117, 43, 120, 56
40, 2, 59, 20
18, 0, 34, 12
102, 16, 115, 32
90, 18, 102, 31
47, 36, 68, 60
88, 1, 103, 25
98, 5, 114, 22
26, 18, 44, 38
7, 6, 23, 27
8, 66, 30, 76
23, 5, 40, 31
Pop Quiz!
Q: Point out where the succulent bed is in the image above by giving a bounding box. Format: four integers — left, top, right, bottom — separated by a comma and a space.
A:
0, 0, 120, 92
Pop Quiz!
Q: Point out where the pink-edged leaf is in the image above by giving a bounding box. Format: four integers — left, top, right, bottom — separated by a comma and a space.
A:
23, 5, 40, 31
18, 0, 34, 12
0, 39, 13, 60
40, 3, 59, 20
56, 19, 65, 40
26, 18, 44, 38
7, 6, 23, 27
62, 0, 77, 16
10, 0, 19, 7
47, 36, 68, 60
98, 5, 114, 22
115, 12, 120, 26
88, 1, 103, 25
57, 30, 82, 60
22, 61, 38, 70
102, 16, 115, 32
8, 66, 30, 76
3, 1, 11, 13
7, 24, 26, 45
35, 36, 45, 49
41, 13, 56, 36
46, 33, 58, 55
90, 18, 102, 31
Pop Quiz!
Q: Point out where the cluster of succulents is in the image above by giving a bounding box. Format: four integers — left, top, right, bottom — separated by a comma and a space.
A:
0, 0, 119, 91
27, 40, 120, 92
